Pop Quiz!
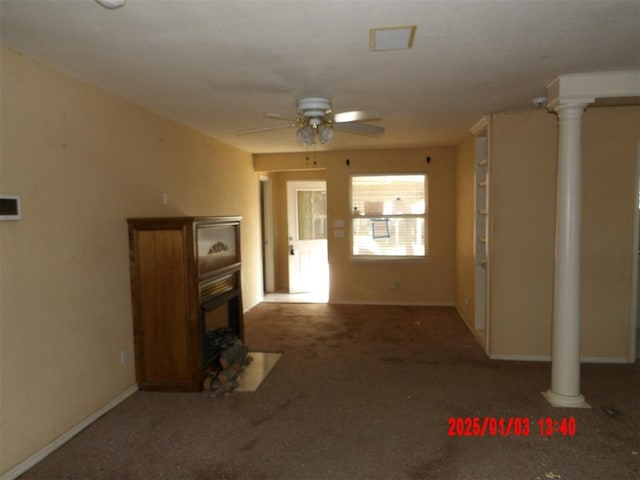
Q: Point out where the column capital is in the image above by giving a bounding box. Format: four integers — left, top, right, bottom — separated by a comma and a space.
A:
546, 70, 640, 110
548, 98, 593, 113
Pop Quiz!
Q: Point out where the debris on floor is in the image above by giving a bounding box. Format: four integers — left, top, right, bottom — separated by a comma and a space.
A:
537, 473, 561, 480
202, 327, 252, 397
544, 473, 561, 479
603, 406, 620, 417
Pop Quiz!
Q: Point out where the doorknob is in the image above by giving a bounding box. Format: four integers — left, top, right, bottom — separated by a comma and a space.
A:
289, 245, 295, 255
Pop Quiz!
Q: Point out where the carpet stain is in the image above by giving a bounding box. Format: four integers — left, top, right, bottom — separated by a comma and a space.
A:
190, 464, 239, 479
406, 442, 457, 479
328, 331, 352, 341
238, 437, 260, 452
415, 358, 441, 365
250, 411, 277, 427
381, 356, 408, 363
304, 349, 319, 359
381, 336, 404, 345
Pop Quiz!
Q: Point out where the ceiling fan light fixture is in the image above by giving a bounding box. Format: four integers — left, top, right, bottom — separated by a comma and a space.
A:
296, 126, 314, 145
317, 125, 334, 144
239, 96, 383, 145
94, 0, 126, 9
297, 97, 331, 117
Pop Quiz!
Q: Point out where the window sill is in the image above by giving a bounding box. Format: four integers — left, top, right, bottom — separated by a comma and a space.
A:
350, 255, 429, 263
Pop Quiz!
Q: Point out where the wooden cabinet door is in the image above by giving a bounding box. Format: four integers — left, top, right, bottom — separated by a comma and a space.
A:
134, 228, 192, 388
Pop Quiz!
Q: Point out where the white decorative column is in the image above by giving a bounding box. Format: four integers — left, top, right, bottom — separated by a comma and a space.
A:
542, 70, 640, 407
543, 101, 590, 408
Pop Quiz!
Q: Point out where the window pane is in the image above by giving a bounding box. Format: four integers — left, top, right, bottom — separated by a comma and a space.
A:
351, 175, 426, 216
352, 217, 425, 256
351, 174, 427, 257
297, 190, 327, 240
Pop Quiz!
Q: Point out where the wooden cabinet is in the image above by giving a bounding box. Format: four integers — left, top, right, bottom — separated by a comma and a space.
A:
127, 216, 243, 391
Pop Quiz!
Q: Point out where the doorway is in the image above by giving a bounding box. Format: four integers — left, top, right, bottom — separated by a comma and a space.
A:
284, 180, 328, 301
260, 177, 329, 304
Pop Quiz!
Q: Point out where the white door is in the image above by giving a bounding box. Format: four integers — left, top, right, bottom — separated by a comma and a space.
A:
287, 181, 328, 293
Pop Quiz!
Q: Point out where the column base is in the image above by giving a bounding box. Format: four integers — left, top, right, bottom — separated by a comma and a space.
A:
542, 390, 590, 408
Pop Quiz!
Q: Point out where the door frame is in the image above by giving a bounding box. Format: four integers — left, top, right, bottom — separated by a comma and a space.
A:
259, 175, 275, 294
286, 180, 328, 294
630, 140, 640, 361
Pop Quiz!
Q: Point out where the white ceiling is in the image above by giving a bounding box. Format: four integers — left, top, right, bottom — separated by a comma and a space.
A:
1, 0, 639, 154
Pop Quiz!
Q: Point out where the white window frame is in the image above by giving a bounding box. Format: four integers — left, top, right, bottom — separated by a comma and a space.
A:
350, 173, 428, 261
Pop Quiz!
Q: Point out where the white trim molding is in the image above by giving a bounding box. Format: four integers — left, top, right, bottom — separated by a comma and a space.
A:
329, 300, 455, 307
1, 384, 138, 480
546, 70, 640, 110
469, 115, 489, 137
631, 140, 640, 362
489, 353, 632, 364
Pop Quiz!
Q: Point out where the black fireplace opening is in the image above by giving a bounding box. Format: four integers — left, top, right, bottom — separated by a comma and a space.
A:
200, 287, 243, 371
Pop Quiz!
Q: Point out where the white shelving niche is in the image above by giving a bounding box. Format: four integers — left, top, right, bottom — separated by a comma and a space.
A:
471, 116, 490, 352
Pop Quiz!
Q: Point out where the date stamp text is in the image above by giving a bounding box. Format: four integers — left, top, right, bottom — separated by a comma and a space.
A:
447, 417, 576, 437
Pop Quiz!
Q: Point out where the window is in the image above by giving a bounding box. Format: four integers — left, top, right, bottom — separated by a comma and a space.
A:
297, 190, 327, 240
351, 174, 427, 258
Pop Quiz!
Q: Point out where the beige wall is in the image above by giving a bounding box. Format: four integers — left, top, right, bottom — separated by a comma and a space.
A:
0, 47, 262, 474
488, 107, 639, 360
455, 135, 476, 327
489, 109, 558, 356
256, 147, 457, 305
581, 106, 639, 358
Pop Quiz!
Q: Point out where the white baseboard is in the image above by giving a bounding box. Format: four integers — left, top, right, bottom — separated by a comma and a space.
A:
489, 353, 632, 364
454, 305, 469, 325
243, 297, 261, 312
329, 300, 455, 307
1, 384, 138, 480
581, 356, 633, 364
489, 353, 551, 362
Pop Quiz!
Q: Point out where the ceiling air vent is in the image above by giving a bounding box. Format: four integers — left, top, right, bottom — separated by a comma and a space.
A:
370, 25, 417, 51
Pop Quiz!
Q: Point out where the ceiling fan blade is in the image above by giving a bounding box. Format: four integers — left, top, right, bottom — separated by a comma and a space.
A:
334, 122, 385, 135
333, 110, 381, 123
265, 112, 298, 122
236, 123, 296, 135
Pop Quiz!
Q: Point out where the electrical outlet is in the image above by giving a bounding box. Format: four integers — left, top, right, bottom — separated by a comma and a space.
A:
120, 350, 128, 365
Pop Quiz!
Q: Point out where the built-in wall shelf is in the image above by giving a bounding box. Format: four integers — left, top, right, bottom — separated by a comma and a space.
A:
471, 115, 491, 355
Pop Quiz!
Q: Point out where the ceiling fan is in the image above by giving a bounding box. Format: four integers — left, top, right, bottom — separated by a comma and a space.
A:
236, 97, 384, 145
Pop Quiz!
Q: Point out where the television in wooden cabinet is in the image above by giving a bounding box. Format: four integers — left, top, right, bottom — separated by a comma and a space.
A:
127, 216, 243, 391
